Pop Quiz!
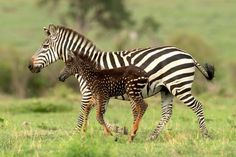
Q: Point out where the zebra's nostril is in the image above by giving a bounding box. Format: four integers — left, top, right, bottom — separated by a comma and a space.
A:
28, 64, 32, 69
28, 62, 35, 70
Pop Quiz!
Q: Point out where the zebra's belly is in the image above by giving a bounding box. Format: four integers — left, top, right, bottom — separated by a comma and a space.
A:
113, 83, 163, 100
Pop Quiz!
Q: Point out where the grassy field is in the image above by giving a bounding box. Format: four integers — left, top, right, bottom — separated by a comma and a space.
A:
0, 0, 236, 156
0, 93, 235, 157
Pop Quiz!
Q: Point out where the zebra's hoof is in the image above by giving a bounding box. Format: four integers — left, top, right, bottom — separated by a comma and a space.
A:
203, 133, 212, 139
114, 136, 118, 142
146, 134, 157, 141
123, 126, 128, 135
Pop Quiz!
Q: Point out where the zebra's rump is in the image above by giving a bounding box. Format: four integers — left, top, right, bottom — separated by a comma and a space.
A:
130, 47, 195, 98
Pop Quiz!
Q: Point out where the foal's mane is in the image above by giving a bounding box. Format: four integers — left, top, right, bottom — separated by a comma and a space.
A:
76, 53, 100, 70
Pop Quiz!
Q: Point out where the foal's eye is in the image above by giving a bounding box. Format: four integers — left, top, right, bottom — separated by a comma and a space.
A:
65, 61, 72, 67
67, 57, 72, 62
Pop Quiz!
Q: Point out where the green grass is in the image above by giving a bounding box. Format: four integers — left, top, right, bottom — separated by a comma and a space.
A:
0, 0, 235, 156
0, 95, 235, 157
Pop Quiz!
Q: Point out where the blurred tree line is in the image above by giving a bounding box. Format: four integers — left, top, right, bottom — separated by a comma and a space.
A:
38, 0, 135, 32
0, 0, 234, 98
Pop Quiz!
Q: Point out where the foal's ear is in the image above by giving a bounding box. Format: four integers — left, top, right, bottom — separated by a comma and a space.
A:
67, 50, 76, 61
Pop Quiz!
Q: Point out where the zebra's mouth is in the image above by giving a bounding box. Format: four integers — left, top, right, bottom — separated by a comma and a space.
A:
28, 65, 41, 73
31, 68, 41, 73
33, 68, 41, 73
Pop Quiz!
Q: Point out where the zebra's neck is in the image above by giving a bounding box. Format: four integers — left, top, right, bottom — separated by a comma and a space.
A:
57, 26, 133, 67
57, 27, 101, 62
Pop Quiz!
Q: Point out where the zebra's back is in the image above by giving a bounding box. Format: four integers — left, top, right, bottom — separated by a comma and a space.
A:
106, 46, 195, 99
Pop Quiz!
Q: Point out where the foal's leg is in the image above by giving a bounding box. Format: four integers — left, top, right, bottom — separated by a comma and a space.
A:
129, 96, 148, 142
77, 89, 124, 134
130, 100, 139, 124
96, 95, 112, 136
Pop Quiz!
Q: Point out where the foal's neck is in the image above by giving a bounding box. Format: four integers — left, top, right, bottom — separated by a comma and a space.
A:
77, 58, 99, 87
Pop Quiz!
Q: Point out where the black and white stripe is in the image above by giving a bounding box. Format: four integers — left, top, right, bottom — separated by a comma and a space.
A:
29, 24, 215, 139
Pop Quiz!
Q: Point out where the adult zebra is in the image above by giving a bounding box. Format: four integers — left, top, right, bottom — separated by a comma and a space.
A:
28, 24, 214, 140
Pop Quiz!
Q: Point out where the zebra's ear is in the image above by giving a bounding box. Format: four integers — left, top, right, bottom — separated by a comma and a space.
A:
48, 24, 59, 37
43, 27, 50, 36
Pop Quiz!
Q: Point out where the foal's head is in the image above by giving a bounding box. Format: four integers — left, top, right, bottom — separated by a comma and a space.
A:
58, 50, 78, 82
58, 50, 98, 82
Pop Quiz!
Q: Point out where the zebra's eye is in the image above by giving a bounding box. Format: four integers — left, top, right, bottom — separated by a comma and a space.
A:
42, 44, 49, 49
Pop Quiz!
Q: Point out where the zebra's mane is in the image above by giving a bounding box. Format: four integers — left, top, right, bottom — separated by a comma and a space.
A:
57, 25, 98, 50
56, 25, 150, 53
56, 25, 156, 54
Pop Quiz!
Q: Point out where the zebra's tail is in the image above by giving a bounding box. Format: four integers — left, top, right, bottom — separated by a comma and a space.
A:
193, 59, 215, 81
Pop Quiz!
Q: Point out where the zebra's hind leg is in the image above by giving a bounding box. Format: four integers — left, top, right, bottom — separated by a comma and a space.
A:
147, 88, 174, 141
176, 90, 209, 137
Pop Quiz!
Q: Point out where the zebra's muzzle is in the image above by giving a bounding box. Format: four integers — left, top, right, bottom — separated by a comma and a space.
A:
28, 64, 41, 73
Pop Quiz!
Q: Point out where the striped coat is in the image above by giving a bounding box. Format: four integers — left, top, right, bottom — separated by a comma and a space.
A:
28, 24, 215, 140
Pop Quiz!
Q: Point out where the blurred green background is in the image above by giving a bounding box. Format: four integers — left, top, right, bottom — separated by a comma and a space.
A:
0, 1, 236, 156
0, 0, 235, 98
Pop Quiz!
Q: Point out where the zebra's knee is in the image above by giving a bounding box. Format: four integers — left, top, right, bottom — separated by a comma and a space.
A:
165, 114, 172, 122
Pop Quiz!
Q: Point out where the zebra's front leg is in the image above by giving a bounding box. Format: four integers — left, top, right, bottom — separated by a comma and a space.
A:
76, 94, 95, 132
76, 93, 126, 134
148, 89, 174, 141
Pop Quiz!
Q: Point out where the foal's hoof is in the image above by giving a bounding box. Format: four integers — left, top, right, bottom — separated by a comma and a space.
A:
115, 126, 128, 135
104, 131, 113, 136
128, 135, 134, 143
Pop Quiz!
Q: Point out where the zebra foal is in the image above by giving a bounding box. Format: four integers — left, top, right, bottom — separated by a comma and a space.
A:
58, 50, 149, 142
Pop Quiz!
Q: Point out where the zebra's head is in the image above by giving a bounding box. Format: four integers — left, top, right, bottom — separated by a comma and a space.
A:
28, 24, 61, 73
